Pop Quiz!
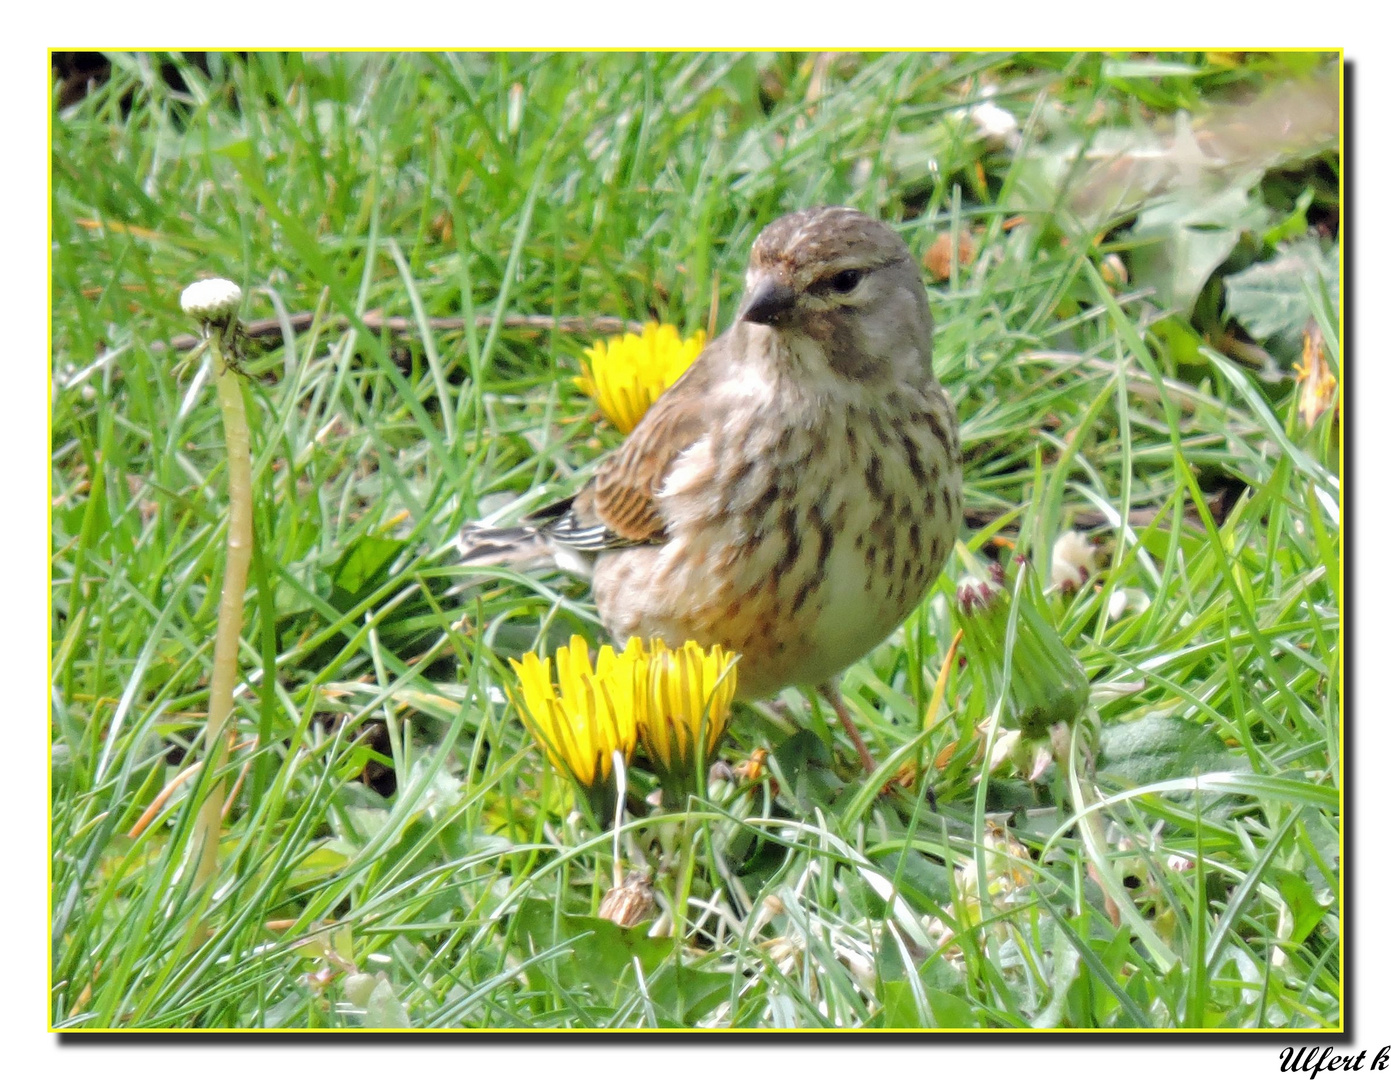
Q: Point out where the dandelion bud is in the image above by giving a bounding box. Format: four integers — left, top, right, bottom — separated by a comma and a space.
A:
956, 560, 1089, 739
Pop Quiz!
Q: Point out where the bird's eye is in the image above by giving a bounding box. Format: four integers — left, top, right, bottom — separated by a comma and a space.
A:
829, 268, 863, 293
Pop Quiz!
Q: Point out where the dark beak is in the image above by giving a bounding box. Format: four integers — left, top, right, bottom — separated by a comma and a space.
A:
740, 278, 797, 325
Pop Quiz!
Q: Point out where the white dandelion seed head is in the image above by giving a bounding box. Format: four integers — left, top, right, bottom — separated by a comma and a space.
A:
180, 277, 242, 321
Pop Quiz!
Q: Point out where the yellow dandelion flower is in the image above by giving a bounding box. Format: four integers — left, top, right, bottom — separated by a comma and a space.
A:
635, 637, 738, 807
510, 635, 639, 820
575, 322, 706, 434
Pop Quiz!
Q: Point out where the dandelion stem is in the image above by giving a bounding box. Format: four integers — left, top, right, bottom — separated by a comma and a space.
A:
190, 328, 254, 895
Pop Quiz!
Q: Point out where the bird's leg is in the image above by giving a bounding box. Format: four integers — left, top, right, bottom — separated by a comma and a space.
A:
819, 681, 877, 774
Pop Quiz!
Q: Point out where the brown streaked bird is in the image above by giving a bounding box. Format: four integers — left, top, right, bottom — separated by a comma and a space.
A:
459, 206, 963, 771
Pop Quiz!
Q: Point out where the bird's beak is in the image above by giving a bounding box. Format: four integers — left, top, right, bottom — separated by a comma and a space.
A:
740, 276, 797, 325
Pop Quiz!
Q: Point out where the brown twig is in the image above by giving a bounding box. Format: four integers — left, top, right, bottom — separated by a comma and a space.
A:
161, 309, 648, 353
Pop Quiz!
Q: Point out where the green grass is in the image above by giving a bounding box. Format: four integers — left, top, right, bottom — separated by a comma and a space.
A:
50, 50, 1341, 1029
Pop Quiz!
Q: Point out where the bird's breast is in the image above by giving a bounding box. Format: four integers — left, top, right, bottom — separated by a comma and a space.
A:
593, 382, 962, 700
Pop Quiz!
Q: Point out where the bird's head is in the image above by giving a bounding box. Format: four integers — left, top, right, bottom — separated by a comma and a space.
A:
738, 206, 934, 385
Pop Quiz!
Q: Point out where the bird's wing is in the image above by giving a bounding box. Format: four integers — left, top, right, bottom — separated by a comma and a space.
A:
523, 493, 624, 552
540, 356, 716, 550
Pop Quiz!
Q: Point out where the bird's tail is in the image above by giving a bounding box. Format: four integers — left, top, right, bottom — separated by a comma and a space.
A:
456, 523, 556, 571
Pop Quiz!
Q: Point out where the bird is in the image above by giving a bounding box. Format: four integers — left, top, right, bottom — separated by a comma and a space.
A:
459, 205, 963, 771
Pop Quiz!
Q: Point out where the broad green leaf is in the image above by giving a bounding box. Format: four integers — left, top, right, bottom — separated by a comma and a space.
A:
1148, 314, 1205, 367
1224, 238, 1339, 342
329, 534, 408, 596
880, 981, 978, 1028
1127, 182, 1270, 316
1099, 713, 1242, 786
1271, 869, 1333, 946
520, 898, 727, 1025
364, 977, 411, 1029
